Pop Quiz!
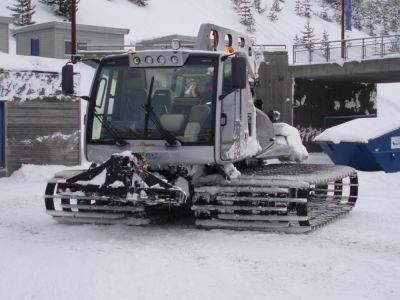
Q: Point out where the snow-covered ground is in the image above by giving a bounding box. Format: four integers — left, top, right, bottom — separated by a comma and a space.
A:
0, 163, 400, 300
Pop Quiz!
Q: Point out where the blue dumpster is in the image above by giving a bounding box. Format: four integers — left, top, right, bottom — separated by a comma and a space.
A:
315, 119, 400, 173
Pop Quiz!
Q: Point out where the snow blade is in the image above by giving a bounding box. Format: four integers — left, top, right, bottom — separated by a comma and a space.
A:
44, 152, 187, 225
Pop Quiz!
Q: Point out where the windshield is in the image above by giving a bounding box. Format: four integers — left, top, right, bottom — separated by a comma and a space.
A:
88, 55, 217, 145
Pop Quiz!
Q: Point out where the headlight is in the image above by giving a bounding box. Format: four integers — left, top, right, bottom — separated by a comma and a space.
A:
157, 55, 166, 65
170, 56, 179, 64
132, 57, 141, 65
145, 56, 153, 64
171, 39, 181, 50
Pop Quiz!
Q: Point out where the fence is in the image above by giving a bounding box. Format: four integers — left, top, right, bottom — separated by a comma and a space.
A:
293, 34, 400, 64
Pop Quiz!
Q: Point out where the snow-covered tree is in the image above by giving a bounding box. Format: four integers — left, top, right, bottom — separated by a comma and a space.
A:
7, 0, 35, 26
294, 0, 303, 16
268, 9, 278, 22
253, 0, 265, 14
300, 20, 316, 49
271, 0, 282, 12
320, 29, 330, 59
237, 0, 256, 33
128, 0, 149, 7
302, 0, 312, 18
40, 0, 79, 21
319, 2, 330, 21
388, 36, 400, 52
293, 34, 301, 45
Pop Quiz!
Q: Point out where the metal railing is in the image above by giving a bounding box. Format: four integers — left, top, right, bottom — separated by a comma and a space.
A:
254, 44, 287, 52
293, 34, 400, 64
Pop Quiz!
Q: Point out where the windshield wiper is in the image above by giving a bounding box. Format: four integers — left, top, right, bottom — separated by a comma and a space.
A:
143, 77, 180, 147
94, 109, 128, 147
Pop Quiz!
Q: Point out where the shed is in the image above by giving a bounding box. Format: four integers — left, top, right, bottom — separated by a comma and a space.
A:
12, 21, 129, 59
0, 16, 13, 54
0, 53, 84, 177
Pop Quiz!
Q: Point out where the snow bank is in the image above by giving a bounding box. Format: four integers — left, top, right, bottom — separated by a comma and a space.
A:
0, 52, 95, 97
274, 122, 309, 162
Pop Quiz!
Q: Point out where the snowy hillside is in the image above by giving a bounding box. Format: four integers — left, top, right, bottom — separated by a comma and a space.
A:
1, 0, 368, 49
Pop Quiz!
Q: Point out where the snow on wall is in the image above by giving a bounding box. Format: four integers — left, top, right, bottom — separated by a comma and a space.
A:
0, 70, 80, 102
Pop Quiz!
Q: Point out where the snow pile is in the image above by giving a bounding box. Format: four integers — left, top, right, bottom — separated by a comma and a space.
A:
274, 122, 309, 162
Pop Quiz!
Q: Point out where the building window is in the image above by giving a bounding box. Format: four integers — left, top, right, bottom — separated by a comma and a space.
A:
65, 41, 88, 55
30, 39, 39, 56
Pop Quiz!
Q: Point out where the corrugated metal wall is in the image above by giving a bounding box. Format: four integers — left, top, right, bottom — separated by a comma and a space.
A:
6, 99, 81, 174
255, 51, 293, 124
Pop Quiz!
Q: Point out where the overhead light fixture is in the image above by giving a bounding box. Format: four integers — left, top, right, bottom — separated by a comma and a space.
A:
171, 39, 181, 50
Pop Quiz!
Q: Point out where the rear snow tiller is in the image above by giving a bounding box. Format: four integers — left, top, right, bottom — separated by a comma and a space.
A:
45, 153, 187, 225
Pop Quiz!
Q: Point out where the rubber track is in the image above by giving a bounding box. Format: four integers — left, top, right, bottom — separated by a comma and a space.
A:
192, 164, 358, 233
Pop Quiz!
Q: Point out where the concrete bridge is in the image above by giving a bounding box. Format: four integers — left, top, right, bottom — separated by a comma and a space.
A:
254, 35, 400, 151
289, 34, 400, 83
290, 57, 400, 83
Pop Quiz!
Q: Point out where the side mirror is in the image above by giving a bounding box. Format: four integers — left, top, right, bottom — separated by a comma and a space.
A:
62, 64, 74, 94
231, 56, 247, 90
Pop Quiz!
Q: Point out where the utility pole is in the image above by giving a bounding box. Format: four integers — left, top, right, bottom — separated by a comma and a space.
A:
341, 0, 345, 58
71, 0, 77, 63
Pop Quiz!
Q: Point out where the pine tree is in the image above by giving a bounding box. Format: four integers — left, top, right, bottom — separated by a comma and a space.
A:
319, 2, 330, 21
253, 0, 265, 14
377, 1, 390, 35
300, 20, 316, 49
320, 29, 330, 59
388, 36, 400, 52
302, 0, 312, 18
238, 0, 256, 33
268, 9, 278, 21
40, 0, 80, 21
7, 0, 36, 26
271, 0, 282, 12
364, 1, 377, 35
293, 34, 301, 45
129, 0, 149, 7
294, 0, 303, 16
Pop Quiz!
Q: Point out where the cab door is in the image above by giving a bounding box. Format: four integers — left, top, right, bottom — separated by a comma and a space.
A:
219, 58, 243, 161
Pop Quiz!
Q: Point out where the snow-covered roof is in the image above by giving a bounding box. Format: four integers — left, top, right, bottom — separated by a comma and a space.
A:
0, 52, 69, 73
0, 52, 95, 96
314, 117, 400, 144
0, 16, 13, 24
12, 21, 130, 35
